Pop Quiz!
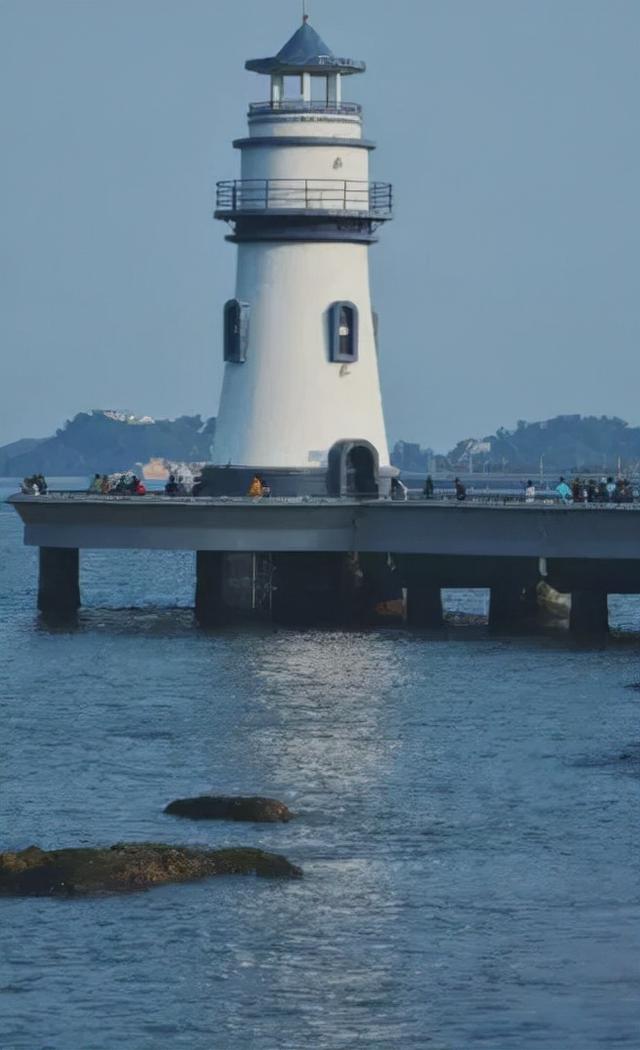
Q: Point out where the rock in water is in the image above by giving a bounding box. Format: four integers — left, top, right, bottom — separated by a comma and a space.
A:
0, 843, 302, 897
164, 796, 293, 823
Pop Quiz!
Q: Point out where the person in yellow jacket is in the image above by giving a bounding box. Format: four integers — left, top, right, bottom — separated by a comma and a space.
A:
248, 474, 270, 498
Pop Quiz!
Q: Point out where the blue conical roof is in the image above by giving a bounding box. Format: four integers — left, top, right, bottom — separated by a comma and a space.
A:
245, 21, 365, 76
276, 22, 333, 65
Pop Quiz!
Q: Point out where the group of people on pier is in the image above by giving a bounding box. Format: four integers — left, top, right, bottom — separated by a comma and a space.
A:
419, 473, 638, 504
20, 474, 47, 495
87, 472, 146, 496
18, 469, 640, 505
554, 476, 635, 503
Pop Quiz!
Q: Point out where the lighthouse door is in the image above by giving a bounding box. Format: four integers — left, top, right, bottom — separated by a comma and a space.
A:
346, 445, 377, 497
328, 440, 379, 498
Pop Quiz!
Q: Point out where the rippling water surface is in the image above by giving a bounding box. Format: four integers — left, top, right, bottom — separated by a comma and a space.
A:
1, 483, 639, 1049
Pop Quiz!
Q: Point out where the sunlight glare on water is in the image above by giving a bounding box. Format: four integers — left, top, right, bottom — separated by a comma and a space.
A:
1, 483, 639, 1049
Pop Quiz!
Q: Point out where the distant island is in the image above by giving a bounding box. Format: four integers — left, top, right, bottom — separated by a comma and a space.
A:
393, 415, 640, 476
0, 410, 216, 478
2, 411, 640, 479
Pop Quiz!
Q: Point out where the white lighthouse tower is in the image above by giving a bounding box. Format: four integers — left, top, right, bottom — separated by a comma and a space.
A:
207, 18, 394, 497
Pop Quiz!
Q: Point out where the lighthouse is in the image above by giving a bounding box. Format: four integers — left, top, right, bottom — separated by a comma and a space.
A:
206, 18, 394, 498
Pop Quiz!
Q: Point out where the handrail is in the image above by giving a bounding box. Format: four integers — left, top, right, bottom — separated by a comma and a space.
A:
216, 178, 392, 217
249, 100, 361, 116
11, 492, 640, 508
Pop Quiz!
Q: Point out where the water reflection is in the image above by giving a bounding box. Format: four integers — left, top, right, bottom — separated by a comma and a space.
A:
240, 631, 405, 803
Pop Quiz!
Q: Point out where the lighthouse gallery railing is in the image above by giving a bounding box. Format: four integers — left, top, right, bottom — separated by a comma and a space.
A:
249, 100, 362, 116
216, 179, 392, 217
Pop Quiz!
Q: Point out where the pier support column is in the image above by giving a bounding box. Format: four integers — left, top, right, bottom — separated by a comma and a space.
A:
358, 553, 405, 625
570, 591, 609, 637
195, 551, 225, 627
405, 585, 443, 628
271, 552, 358, 627
38, 547, 80, 621
489, 583, 533, 633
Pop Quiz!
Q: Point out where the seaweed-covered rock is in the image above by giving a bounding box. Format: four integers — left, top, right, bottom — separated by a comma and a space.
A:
0, 843, 302, 897
164, 796, 293, 823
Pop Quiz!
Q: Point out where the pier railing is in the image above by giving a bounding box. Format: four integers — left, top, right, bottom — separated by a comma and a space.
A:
12, 491, 640, 509
215, 179, 392, 217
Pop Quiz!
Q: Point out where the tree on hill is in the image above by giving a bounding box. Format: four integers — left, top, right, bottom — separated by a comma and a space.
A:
1, 411, 217, 476
446, 415, 640, 474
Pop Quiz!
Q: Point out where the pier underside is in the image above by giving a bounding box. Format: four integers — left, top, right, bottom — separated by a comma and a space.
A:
13, 496, 640, 636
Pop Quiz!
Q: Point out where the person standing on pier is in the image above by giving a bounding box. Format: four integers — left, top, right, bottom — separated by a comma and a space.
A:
525, 480, 536, 503
424, 475, 434, 499
555, 477, 572, 503
454, 478, 466, 501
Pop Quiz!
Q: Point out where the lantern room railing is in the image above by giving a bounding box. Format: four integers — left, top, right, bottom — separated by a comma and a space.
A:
249, 100, 362, 116
215, 179, 392, 218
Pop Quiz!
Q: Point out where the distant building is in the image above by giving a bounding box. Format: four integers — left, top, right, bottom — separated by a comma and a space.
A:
98, 410, 156, 426
391, 441, 434, 473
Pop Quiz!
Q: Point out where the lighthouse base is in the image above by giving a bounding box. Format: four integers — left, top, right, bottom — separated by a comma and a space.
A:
202, 453, 395, 499
194, 550, 404, 627
201, 465, 329, 498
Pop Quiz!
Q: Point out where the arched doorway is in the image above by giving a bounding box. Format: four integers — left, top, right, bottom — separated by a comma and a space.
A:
346, 444, 377, 496
327, 440, 379, 498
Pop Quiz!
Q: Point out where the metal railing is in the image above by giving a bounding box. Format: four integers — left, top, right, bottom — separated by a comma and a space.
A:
249, 100, 362, 116
15, 491, 640, 509
216, 179, 392, 217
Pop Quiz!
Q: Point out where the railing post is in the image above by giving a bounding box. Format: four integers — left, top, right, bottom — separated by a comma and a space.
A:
305, 179, 309, 209
265, 180, 269, 209
343, 181, 347, 210
232, 181, 237, 211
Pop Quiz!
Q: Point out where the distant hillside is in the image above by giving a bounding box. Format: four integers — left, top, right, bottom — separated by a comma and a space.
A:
5, 411, 638, 480
392, 415, 640, 475
0, 438, 45, 474
0, 411, 216, 477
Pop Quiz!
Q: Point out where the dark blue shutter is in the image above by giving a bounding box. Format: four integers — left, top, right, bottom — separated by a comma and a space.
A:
329, 301, 358, 363
223, 299, 249, 362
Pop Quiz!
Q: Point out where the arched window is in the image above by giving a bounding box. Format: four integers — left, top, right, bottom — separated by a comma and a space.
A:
223, 299, 250, 362
329, 301, 358, 363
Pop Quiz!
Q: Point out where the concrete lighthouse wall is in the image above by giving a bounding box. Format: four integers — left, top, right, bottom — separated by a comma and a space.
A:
212, 239, 388, 469
239, 141, 370, 185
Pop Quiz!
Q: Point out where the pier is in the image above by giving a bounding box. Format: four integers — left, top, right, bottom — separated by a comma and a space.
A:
11, 493, 640, 635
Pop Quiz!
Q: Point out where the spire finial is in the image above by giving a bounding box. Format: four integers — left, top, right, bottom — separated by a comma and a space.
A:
302, 2, 309, 22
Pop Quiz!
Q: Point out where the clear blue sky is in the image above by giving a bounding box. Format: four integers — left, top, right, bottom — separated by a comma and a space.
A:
1, 0, 639, 452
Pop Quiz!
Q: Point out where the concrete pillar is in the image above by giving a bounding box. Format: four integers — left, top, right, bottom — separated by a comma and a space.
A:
570, 591, 609, 637
195, 551, 225, 627
405, 585, 443, 628
270, 74, 283, 105
489, 583, 531, 633
327, 73, 341, 104
358, 553, 405, 625
271, 552, 358, 627
38, 547, 80, 620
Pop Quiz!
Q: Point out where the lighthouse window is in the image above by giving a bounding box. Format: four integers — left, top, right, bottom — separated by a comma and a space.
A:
329, 301, 359, 363
372, 310, 379, 356
223, 299, 249, 362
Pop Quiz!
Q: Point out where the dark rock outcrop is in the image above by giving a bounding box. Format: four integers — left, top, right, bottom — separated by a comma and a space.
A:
164, 795, 293, 823
0, 843, 302, 896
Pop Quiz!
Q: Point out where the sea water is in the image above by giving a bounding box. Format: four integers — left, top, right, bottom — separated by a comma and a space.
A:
1, 482, 639, 1049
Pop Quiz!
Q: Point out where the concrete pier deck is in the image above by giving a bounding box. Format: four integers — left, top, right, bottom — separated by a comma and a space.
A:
10, 494, 640, 632
10, 493, 640, 559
